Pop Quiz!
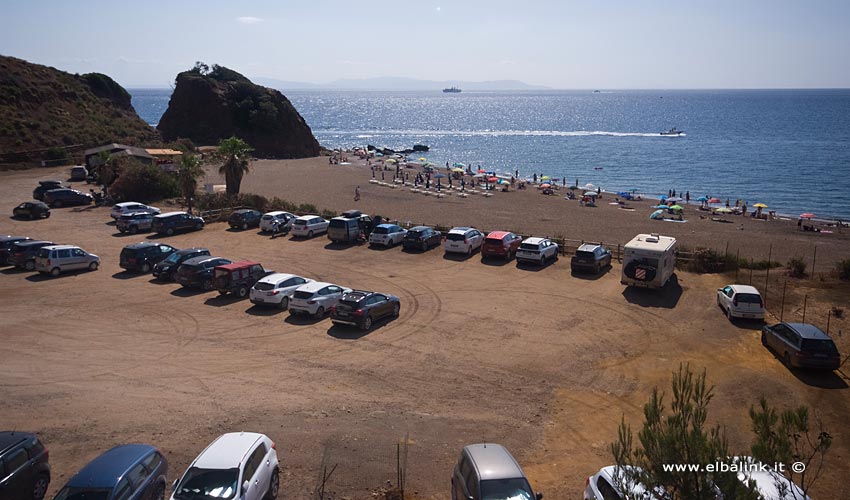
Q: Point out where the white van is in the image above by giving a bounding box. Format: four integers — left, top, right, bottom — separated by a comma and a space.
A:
621, 233, 677, 289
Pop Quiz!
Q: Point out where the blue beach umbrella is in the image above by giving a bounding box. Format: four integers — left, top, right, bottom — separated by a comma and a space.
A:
650, 210, 664, 219
697, 196, 709, 202
435, 173, 447, 179
659, 195, 668, 200
654, 205, 669, 209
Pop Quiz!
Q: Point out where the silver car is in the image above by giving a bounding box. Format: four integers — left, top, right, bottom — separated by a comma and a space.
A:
289, 282, 352, 318
34, 245, 100, 276
451, 444, 541, 500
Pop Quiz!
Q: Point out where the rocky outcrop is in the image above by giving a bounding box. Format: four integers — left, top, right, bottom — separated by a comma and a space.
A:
157, 64, 320, 158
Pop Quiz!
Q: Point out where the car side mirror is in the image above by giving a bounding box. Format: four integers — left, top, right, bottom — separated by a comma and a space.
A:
536, 493, 543, 500
242, 480, 250, 493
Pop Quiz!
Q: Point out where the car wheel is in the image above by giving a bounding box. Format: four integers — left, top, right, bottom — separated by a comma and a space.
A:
166, 227, 175, 236
783, 352, 793, 368
361, 315, 373, 331
32, 473, 49, 500
421, 241, 427, 251
265, 468, 280, 500
314, 306, 325, 319
539, 256, 545, 266
242, 222, 248, 230
44, 212, 50, 218
25, 261, 35, 271
53, 200, 62, 208
237, 286, 249, 298
279, 296, 289, 310
129, 225, 138, 234
141, 262, 151, 273
89, 261, 99, 271
307, 230, 314, 238
726, 307, 733, 321
467, 246, 472, 256
392, 303, 400, 317
202, 279, 213, 291
50, 267, 61, 277
195, 223, 203, 231
595, 264, 600, 274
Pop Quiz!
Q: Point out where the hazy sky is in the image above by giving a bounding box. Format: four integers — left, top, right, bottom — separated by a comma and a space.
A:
2, 0, 849, 88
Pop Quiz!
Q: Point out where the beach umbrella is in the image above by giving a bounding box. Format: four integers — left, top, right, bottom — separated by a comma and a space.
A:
477, 169, 486, 173
669, 205, 684, 211
654, 204, 669, 209
753, 203, 768, 208
584, 191, 598, 197
650, 210, 664, 219
659, 194, 668, 200
488, 176, 499, 182
386, 158, 397, 164
541, 176, 550, 180
435, 173, 447, 179
667, 197, 683, 203
715, 207, 733, 214
418, 157, 427, 161
708, 197, 721, 203
697, 196, 709, 202
451, 167, 465, 173
800, 213, 815, 219
498, 179, 510, 185
454, 162, 466, 167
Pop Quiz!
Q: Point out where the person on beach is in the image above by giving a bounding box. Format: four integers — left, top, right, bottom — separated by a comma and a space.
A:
725, 198, 730, 208
354, 186, 361, 202
515, 169, 519, 178
686, 191, 690, 204
533, 173, 538, 183
381, 171, 385, 181
461, 178, 466, 191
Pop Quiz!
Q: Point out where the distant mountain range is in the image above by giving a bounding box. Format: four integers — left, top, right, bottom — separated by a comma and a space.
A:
252, 76, 550, 91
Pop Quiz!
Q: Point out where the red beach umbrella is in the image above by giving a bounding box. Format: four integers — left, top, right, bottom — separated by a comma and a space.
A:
799, 213, 815, 219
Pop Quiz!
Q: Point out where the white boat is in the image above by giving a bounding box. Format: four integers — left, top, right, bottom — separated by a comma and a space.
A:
660, 127, 684, 136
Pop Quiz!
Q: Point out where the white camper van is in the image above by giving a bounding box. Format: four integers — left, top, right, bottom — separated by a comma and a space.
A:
621, 233, 677, 289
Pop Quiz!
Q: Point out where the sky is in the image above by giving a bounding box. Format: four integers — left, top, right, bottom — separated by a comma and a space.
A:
2, 0, 849, 89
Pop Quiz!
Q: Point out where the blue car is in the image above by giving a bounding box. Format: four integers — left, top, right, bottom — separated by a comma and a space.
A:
53, 444, 167, 500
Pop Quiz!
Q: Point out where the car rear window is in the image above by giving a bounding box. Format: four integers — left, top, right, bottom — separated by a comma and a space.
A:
120, 248, 138, 259
407, 230, 423, 237
446, 233, 466, 241
329, 219, 348, 228
294, 219, 306, 225
338, 299, 361, 309
735, 293, 762, 304
261, 214, 274, 220
294, 290, 314, 300
485, 237, 504, 245
520, 243, 539, 251
254, 281, 274, 291
36, 248, 51, 258
574, 250, 595, 259
373, 226, 389, 234
801, 339, 838, 353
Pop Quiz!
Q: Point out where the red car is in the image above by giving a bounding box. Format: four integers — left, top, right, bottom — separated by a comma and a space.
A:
481, 231, 523, 261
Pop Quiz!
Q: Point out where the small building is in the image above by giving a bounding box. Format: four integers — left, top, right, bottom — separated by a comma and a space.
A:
84, 143, 153, 168
146, 148, 184, 173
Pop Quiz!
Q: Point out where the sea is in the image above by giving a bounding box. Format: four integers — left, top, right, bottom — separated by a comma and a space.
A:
129, 88, 850, 220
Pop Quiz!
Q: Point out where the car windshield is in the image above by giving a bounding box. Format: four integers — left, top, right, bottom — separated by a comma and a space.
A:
174, 467, 239, 500
254, 281, 275, 291
164, 253, 183, 264
574, 250, 595, 259
801, 339, 838, 353
479, 478, 535, 500
52, 487, 111, 500
736, 293, 762, 304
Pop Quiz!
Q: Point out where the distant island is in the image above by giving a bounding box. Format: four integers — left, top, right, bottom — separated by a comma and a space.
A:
252, 76, 549, 92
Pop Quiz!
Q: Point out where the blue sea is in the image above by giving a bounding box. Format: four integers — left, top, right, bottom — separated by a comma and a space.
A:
130, 88, 850, 220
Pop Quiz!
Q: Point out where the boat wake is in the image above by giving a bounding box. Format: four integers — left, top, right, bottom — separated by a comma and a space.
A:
319, 129, 681, 138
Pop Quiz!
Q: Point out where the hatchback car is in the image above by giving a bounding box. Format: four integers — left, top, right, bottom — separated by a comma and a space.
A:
290, 215, 329, 238
43, 188, 93, 208
152, 248, 211, 281
330, 290, 400, 331
175, 256, 232, 290
401, 226, 442, 251
228, 209, 263, 230
52, 444, 167, 500
0, 236, 33, 265
249, 273, 313, 309
584, 465, 650, 500
451, 443, 541, 500
259, 211, 296, 233
35, 245, 100, 276
516, 237, 559, 265
116, 212, 156, 234
152, 211, 204, 236
717, 284, 765, 320
444, 227, 485, 255
170, 432, 278, 500
369, 224, 407, 247
571, 243, 612, 274
0, 431, 50, 500
120, 242, 178, 273
761, 322, 841, 370
32, 180, 64, 201
481, 231, 522, 261
289, 282, 351, 318
111, 202, 161, 220
8, 240, 55, 271
13, 201, 50, 220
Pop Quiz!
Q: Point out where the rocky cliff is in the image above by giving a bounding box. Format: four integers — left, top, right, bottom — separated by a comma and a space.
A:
157, 64, 320, 158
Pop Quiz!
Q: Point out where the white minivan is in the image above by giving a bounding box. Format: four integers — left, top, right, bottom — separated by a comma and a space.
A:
290, 215, 329, 238
34, 245, 100, 276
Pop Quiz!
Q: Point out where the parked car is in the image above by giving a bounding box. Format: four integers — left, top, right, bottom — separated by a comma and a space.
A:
443, 227, 485, 255
451, 443, 541, 500
584, 466, 649, 500
401, 226, 442, 251
52, 444, 167, 500
716, 284, 765, 320
0, 236, 33, 265
111, 202, 161, 220
69, 165, 88, 182
13, 201, 50, 220
369, 224, 407, 247
32, 180, 64, 201
249, 273, 313, 309
228, 209, 263, 230
116, 212, 156, 234
761, 322, 841, 370
213, 261, 271, 298
328, 212, 374, 243
8, 240, 55, 271
516, 237, 559, 266
259, 211, 296, 233
571, 243, 612, 274
152, 247, 210, 281
481, 231, 522, 261
330, 290, 400, 331
0, 431, 50, 500
175, 256, 232, 290
152, 211, 204, 236
35, 245, 100, 276
170, 432, 278, 500
289, 281, 351, 318
290, 215, 329, 238
120, 242, 178, 273
43, 188, 93, 208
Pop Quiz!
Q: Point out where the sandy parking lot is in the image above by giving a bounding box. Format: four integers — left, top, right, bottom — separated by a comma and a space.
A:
1, 168, 848, 499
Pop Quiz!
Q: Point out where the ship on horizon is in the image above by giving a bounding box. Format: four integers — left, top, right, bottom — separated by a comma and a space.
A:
442, 86, 461, 93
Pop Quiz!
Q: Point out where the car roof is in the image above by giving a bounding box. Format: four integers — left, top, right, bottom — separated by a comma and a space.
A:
408, 226, 432, 231
295, 281, 336, 293
156, 211, 187, 218
340, 210, 362, 217
448, 227, 472, 233
486, 231, 512, 239
121, 211, 154, 217
215, 261, 260, 271
577, 243, 601, 252
263, 211, 290, 216
295, 214, 319, 221
38, 180, 63, 185
232, 209, 258, 214
0, 431, 35, 454
174, 247, 207, 256
182, 255, 220, 265
523, 237, 547, 245
785, 323, 832, 340
22, 200, 48, 206
16, 240, 53, 247
342, 290, 374, 301
124, 242, 159, 250
3, 236, 33, 243
193, 432, 264, 469
729, 284, 760, 295
376, 223, 398, 229
41, 244, 79, 251
67, 444, 156, 488
258, 273, 302, 284
463, 444, 524, 480
115, 202, 146, 208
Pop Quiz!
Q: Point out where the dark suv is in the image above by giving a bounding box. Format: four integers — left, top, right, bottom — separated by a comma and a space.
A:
762, 322, 842, 370
43, 188, 93, 208
176, 256, 232, 290
228, 209, 263, 230
32, 180, 63, 201
116, 212, 156, 234
8, 240, 55, 271
571, 243, 612, 274
213, 261, 270, 297
120, 242, 178, 273
52, 444, 167, 500
402, 226, 442, 251
0, 236, 32, 265
152, 247, 211, 281
330, 290, 400, 331
151, 211, 204, 236
0, 431, 50, 500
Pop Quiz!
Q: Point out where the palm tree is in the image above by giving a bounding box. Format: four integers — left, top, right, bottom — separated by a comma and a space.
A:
178, 153, 204, 214
216, 137, 253, 195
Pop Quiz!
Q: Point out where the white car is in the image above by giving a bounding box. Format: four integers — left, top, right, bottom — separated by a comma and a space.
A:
290, 215, 329, 238
584, 465, 650, 500
34, 245, 100, 276
368, 224, 407, 247
717, 284, 765, 320
171, 432, 279, 500
516, 237, 559, 265
110, 202, 160, 220
443, 227, 484, 255
249, 273, 313, 309
289, 281, 352, 318
260, 211, 296, 233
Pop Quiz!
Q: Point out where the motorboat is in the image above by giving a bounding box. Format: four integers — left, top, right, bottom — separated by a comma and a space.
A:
660, 127, 684, 136
442, 86, 461, 93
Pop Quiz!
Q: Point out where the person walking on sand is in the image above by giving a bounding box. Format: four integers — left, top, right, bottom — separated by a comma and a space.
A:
686, 191, 690, 204
354, 186, 361, 202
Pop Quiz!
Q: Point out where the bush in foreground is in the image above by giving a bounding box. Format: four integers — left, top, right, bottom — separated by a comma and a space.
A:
109, 163, 178, 203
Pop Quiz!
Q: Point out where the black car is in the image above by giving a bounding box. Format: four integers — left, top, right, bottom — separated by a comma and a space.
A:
8, 240, 55, 271
228, 209, 263, 230
330, 290, 401, 331
0, 236, 32, 265
0, 431, 50, 500
762, 322, 842, 370
175, 256, 232, 290
152, 211, 204, 236
152, 247, 211, 281
32, 180, 63, 201
119, 242, 178, 273
571, 243, 613, 274
116, 212, 155, 234
43, 188, 93, 208
13, 201, 50, 220
402, 226, 442, 251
